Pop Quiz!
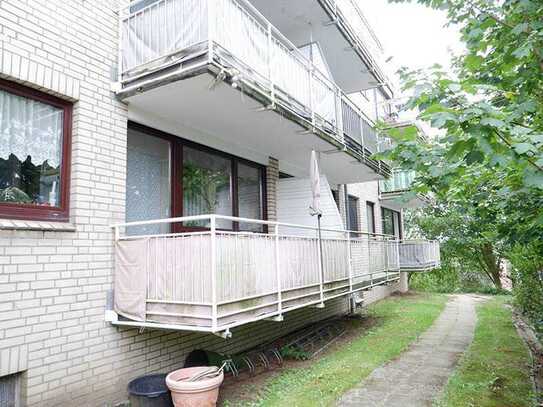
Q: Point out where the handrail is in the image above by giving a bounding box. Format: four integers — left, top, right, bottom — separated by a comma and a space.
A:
112, 214, 396, 239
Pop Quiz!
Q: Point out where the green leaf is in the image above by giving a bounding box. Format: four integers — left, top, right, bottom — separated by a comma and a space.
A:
513, 143, 535, 154
480, 117, 505, 128
465, 150, 484, 165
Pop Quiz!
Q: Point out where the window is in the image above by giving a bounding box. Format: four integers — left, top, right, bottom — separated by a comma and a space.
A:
0, 372, 22, 407
347, 195, 359, 232
0, 80, 72, 221
382, 207, 401, 238
126, 123, 266, 232
366, 201, 375, 234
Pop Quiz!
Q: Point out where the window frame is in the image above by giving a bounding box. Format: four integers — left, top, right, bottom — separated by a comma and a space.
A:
0, 79, 72, 222
347, 194, 359, 233
128, 122, 267, 232
366, 201, 376, 234
381, 207, 401, 238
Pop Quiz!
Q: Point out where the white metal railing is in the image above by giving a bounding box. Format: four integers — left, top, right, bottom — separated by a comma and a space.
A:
111, 214, 401, 334
118, 0, 385, 156
399, 240, 441, 271
331, 0, 392, 87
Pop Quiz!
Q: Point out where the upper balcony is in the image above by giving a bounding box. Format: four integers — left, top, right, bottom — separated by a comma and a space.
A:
249, 0, 393, 96
107, 214, 442, 336
379, 169, 430, 209
115, 0, 391, 183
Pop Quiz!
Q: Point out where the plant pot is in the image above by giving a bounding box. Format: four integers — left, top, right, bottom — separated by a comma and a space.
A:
165, 367, 224, 407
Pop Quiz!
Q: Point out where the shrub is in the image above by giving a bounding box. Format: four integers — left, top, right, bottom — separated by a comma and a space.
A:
508, 243, 543, 336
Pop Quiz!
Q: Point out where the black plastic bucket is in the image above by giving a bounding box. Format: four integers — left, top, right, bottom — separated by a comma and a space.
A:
127, 374, 174, 407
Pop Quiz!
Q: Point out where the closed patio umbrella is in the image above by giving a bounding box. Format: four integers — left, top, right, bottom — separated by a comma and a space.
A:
309, 150, 325, 306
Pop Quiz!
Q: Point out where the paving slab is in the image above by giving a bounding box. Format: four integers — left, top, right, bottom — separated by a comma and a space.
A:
337, 294, 486, 407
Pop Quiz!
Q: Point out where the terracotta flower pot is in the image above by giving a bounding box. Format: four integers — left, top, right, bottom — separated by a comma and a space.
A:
165, 367, 224, 407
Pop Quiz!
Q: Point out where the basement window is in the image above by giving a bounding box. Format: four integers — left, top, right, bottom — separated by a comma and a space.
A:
0, 373, 22, 407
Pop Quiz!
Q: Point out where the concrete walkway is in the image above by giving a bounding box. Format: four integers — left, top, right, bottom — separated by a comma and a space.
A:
338, 294, 485, 407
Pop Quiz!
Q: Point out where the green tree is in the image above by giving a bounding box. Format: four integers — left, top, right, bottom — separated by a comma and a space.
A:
379, 0, 543, 319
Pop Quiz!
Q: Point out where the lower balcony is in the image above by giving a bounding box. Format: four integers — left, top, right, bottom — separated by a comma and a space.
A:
109, 214, 403, 336
399, 240, 441, 272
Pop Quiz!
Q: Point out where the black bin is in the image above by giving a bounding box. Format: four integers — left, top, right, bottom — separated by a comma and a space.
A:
127, 374, 174, 407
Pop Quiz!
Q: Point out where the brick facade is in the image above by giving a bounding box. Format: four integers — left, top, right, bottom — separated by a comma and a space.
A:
0, 2, 401, 406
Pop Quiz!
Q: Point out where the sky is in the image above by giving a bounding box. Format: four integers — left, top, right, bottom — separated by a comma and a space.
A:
361, 1, 464, 122
362, 1, 464, 80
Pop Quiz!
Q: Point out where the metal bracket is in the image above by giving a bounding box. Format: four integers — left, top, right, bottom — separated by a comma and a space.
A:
104, 309, 118, 323
311, 303, 325, 309
213, 328, 232, 339
265, 315, 284, 322
323, 19, 338, 27
253, 104, 275, 112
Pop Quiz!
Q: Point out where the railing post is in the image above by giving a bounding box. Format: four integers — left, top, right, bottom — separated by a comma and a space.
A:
117, 5, 125, 84
267, 22, 275, 106
385, 238, 389, 282
316, 227, 324, 307
308, 67, 315, 128
210, 215, 218, 331
347, 231, 353, 294
336, 88, 344, 142
207, 0, 214, 63
274, 224, 282, 317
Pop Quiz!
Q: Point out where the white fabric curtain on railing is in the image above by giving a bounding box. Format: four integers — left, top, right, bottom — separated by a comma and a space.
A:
122, 0, 208, 73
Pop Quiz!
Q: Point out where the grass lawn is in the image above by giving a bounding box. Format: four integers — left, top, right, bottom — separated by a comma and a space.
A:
224, 293, 448, 407
438, 296, 535, 407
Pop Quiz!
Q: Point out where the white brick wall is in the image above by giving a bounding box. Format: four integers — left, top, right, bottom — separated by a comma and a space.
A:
0, 2, 401, 406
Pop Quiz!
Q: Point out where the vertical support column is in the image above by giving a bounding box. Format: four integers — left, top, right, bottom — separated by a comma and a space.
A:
117, 5, 125, 84
274, 224, 283, 320
316, 226, 325, 308
266, 157, 279, 223
210, 215, 218, 331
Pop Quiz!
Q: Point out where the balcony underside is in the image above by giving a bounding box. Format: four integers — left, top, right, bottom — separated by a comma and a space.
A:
121, 53, 388, 183
380, 191, 429, 210
249, 0, 390, 95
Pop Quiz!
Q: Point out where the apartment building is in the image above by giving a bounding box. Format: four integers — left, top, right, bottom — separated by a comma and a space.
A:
0, 1, 439, 405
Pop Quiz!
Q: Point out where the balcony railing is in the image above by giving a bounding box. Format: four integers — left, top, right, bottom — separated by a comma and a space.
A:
118, 0, 387, 161
380, 169, 416, 194
328, 0, 392, 91
111, 214, 402, 335
399, 240, 441, 271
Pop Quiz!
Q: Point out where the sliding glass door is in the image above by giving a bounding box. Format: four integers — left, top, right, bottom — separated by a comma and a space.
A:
126, 127, 171, 235
125, 123, 266, 233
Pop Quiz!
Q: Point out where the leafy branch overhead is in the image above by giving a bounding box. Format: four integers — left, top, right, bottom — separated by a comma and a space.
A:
379, 0, 543, 244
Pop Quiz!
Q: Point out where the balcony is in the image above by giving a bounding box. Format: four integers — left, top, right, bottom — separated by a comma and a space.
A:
116, 0, 391, 183
379, 169, 429, 209
399, 240, 441, 272
108, 215, 403, 336
248, 0, 393, 96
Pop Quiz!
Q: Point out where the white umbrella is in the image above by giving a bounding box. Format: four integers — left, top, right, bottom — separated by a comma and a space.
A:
309, 150, 325, 307
309, 150, 322, 216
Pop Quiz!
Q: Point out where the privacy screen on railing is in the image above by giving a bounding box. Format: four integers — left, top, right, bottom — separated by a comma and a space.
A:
120, 0, 381, 154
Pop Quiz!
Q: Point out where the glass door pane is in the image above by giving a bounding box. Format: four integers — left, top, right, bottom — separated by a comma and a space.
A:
237, 162, 262, 231
126, 128, 171, 235
182, 146, 232, 229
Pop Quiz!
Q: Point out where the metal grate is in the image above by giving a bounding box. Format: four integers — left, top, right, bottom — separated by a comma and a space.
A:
0, 374, 20, 407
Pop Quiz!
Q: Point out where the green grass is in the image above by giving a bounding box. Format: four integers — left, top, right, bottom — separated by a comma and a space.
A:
438, 296, 534, 407
226, 293, 448, 407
